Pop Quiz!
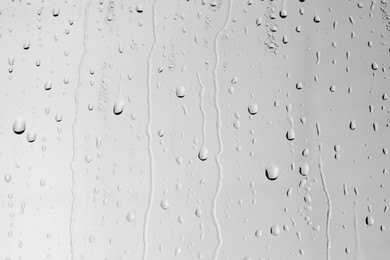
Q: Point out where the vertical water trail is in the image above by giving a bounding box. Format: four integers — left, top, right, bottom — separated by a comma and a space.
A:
142, 1, 157, 259
316, 51, 321, 65
197, 72, 207, 148
69, 0, 91, 259
286, 104, 294, 128
353, 201, 366, 260
211, 0, 233, 259
118, 73, 122, 95
281, 0, 286, 13
316, 122, 332, 260
286, 103, 295, 141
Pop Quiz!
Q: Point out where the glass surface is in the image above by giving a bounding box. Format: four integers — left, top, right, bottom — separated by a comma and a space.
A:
0, 0, 389, 259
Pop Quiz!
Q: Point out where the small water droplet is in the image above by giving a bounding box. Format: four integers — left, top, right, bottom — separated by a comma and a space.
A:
8, 56, 15, 65
248, 103, 258, 115
13, 117, 26, 135
195, 207, 202, 217
176, 86, 186, 98
23, 42, 30, 50
349, 120, 356, 130
314, 14, 321, 23
231, 76, 239, 84
52, 7, 60, 17
233, 120, 240, 129
160, 199, 170, 210
270, 224, 281, 236
254, 229, 262, 238
27, 132, 37, 142
136, 5, 143, 13
299, 163, 309, 176
280, 9, 287, 18
126, 211, 136, 223
158, 129, 165, 137
198, 146, 208, 161
286, 129, 295, 141
113, 97, 124, 115
85, 155, 92, 163
365, 216, 374, 226
44, 81, 52, 90
55, 114, 62, 122
265, 163, 279, 181
4, 173, 12, 183
256, 17, 262, 26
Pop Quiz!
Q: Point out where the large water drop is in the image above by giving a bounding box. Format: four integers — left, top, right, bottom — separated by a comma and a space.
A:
13, 117, 26, 135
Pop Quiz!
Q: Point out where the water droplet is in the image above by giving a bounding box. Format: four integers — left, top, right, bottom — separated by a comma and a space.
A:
8, 56, 15, 65
198, 146, 208, 161
52, 7, 60, 17
44, 81, 52, 90
299, 163, 309, 176
23, 42, 30, 50
195, 207, 202, 217
314, 14, 321, 23
254, 229, 262, 238
13, 117, 26, 135
85, 155, 92, 163
365, 216, 374, 226
176, 86, 186, 98
282, 35, 288, 44
286, 129, 295, 141
296, 82, 303, 90
113, 97, 124, 115
126, 211, 136, 223
349, 120, 356, 130
136, 5, 143, 13
280, 9, 287, 18
175, 156, 183, 165
256, 17, 262, 26
160, 199, 170, 210
158, 129, 165, 137
4, 173, 12, 183
27, 132, 37, 142
270, 224, 281, 236
55, 114, 63, 122
265, 163, 279, 181
248, 103, 258, 115
231, 76, 239, 84
233, 120, 240, 129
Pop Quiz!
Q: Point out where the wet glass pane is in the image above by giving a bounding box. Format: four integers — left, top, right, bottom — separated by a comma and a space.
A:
0, 0, 389, 259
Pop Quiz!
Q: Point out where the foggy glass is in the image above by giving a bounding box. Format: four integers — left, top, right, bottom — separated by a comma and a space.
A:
0, 0, 389, 259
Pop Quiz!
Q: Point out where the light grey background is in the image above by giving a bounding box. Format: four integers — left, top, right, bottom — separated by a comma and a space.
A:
0, 0, 389, 259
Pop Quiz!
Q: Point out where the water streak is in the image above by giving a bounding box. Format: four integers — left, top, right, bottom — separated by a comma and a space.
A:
211, 0, 233, 259
69, 1, 91, 259
142, 1, 158, 259
316, 122, 332, 260
353, 201, 366, 260
197, 72, 207, 146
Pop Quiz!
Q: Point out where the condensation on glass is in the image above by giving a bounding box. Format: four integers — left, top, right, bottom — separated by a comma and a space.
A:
0, 0, 389, 259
